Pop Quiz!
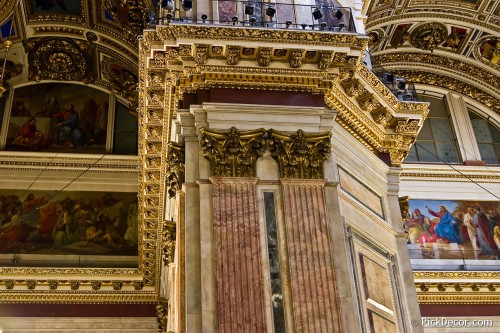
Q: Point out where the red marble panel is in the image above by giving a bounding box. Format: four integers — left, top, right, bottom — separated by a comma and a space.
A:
212, 178, 266, 333
282, 181, 342, 333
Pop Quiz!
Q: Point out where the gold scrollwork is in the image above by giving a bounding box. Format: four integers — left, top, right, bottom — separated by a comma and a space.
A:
156, 297, 169, 332
268, 129, 332, 179
199, 127, 266, 178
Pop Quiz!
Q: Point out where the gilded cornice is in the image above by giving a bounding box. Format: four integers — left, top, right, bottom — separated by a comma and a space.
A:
269, 129, 332, 179
150, 24, 369, 49
199, 127, 266, 178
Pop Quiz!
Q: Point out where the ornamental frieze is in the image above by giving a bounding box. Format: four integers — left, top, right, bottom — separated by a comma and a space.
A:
162, 221, 176, 267
200, 127, 266, 177
268, 129, 332, 179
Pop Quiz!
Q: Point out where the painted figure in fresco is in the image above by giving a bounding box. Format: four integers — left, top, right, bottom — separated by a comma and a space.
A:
80, 99, 98, 145
487, 209, 500, 238
426, 205, 462, 244
405, 209, 425, 244
12, 116, 49, 149
418, 216, 438, 243
52, 210, 79, 247
494, 226, 500, 249
38, 96, 60, 117
472, 206, 498, 255
124, 203, 138, 246
94, 101, 108, 143
454, 212, 470, 244
463, 206, 478, 250
11, 101, 29, 116
55, 103, 84, 147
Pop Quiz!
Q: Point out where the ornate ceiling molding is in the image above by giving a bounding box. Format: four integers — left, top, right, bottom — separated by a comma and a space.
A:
389, 69, 500, 113
372, 52, 500, 96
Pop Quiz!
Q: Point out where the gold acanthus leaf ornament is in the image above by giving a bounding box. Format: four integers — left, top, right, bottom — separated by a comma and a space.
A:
268, 129, 332, 179
199, 127, 267, 177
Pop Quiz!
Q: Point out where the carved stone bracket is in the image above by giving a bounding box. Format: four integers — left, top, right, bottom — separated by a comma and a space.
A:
156, 297, 169, 332
268, 129, 332, 179
199, 127, 266, 177
162, 220, 176, 267
166, 142, 185, 198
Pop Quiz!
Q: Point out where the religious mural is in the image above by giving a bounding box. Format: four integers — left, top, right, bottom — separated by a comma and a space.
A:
0, 190, 138, 256
406, 199, 500, 260
6, 83, 109, 153
31, 0, 81, 14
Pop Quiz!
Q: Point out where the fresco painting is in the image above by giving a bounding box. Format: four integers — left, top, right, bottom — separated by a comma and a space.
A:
406, 199, 500, 259
32, 0, 81, 14
0, 190, 138, 256
6, 83, 109, 153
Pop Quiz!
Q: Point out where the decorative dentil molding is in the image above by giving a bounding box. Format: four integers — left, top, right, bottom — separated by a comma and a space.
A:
268, 129, 332, 179
199, 127, 266, 178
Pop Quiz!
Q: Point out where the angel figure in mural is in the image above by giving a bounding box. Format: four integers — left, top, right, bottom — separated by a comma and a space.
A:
472, 206, 498, 256
426, 205, 462, 244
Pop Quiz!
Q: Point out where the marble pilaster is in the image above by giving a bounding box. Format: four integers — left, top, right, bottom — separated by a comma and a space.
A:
281, 179, 342, 333
211, 177, 266, 333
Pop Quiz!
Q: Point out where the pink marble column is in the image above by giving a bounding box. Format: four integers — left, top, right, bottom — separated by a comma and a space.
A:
281, 179, 342, 333
211, 177, 266, 333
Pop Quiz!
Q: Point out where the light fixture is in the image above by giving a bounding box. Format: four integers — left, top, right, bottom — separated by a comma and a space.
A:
383, 72, 394, 84
265, 5, 276, 18
338, 22, 345, 31
201, 13, 208, 23
232, 16, 238, 25
285, 20, 292, 28
396, 78, 406, 90
312, 8, 322, 20
249, 17, 257, 25
320, 22, 327, 30
301, 23, 307, 29
334, 9, 343, 20
165, 13, 173, 22
161, 0, 173, 10
245, 4, 254, 15
182, 0, 192, 11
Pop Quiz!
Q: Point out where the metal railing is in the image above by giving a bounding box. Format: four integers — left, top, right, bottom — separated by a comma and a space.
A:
408, 248, 500, 271
153, 1, 356, 32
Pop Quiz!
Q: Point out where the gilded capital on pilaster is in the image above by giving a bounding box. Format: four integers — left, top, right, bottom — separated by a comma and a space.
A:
199, 127, 266, 177
268, 129, 332, 179
166, 142, 185, 198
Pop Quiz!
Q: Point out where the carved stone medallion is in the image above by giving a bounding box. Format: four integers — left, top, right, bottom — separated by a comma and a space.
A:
408, 22, 448, 52
24, 37, 94, 82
